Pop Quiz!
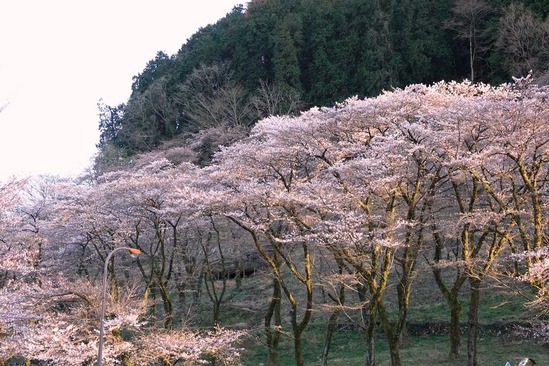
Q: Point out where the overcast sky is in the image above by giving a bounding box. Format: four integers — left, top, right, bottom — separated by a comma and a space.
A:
0, 0, 240, 181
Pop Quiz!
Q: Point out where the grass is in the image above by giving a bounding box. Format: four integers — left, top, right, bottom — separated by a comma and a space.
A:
201, 264, 547, 365
239, 327, 548, 366
406, 288, 538, 323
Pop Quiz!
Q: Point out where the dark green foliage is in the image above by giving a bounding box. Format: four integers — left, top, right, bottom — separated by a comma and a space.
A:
119, 77, 180, 154
527, 0, 549, 17
95, 0, 549, 171
131, 51, 174, 95
97, 100, 125, 149
272, 12, 304, 90
171, 6, 248, 90
389, 0, 455, 85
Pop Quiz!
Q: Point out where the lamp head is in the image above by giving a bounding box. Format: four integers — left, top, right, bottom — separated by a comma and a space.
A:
127, 248, 141, 258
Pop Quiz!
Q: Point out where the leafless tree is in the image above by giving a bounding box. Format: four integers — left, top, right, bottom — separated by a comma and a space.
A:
444, 0, 495, 81
250, 79, 303, 119
176, 62, 254, 130
497, 2, 549, 77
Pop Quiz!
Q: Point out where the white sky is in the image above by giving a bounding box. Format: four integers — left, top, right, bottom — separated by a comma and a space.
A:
0, 0, 240, 181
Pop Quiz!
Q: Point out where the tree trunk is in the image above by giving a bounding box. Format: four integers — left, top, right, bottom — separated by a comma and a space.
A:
467, 277, 481, 366
174, 278, 187, 324
320, 308, 340, 366
449, 295, 462, 359
291, 322, 306, 366
234, 260, 243, 290
469, 27, 475, 81
378, 303, 402, 366
431, 227, 467, 360
364, 308, 376, 366
212, 297, 221, 326
202, 218, 228, 327
285, 242, 314, 366
158, 279, 173, 329
145, 282, 157, 323
265, 277, 282, 366
203, 268, 226, 327
395, 266, 411, 349
387, 337, 401, 366
358, 284, 376, 366
320, 265, 345, 366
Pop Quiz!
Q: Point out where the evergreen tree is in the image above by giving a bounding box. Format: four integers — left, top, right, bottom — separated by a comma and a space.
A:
271, 11, 304, 91
97, 0, 543, 170
131, 51, 174, 95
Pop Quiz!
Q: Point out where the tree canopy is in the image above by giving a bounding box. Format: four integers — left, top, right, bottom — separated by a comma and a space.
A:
94, 0, 549, 171
3, 2, 549, 365
2, 77, 548, 366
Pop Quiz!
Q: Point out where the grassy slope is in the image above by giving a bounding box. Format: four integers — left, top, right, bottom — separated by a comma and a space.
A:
197, 261, 547, 365
241, 332, 548, 366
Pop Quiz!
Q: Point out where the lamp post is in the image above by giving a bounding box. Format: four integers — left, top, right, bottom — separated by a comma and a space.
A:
97, 247, 141, 366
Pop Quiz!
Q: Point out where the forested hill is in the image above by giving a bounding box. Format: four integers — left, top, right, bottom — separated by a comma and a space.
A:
94, 0, 549, 175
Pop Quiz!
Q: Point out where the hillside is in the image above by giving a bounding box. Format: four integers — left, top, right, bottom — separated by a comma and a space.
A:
2, 74, 549, 365
93, 0, 549, 176
96, 78, 549, 366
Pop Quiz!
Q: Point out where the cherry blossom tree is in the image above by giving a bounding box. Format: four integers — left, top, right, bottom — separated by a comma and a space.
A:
209, 77, 548, 366
209, 92, 439, 366
206, 176, 315, 366
0, 177, 143, 365
0, 168, 247, 365
392, 78, 549, 366
2, 77, 548, 366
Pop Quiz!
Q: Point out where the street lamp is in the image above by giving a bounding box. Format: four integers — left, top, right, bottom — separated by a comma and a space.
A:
97, 247, 141, 366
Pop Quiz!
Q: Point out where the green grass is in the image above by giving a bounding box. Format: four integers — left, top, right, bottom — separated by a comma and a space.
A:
198, 265, 547, 366
406, 288, 538, 323
233, 275, 547, 366
240, 327, 548, 366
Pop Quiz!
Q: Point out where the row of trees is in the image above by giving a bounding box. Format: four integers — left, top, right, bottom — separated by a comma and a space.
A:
0, 173, 246, 364
95, 0, 549, 172
207, 76, 549, 366
1, 78, 548, 365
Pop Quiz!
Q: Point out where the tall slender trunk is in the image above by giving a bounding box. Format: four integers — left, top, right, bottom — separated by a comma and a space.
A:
378, 302, 402, 366
320, 262, 346, 366
358, 284, 376, 366
469, 27, 474, 81
432, 227, 467, 360
449, 295, 462, 359
158, 279, 173, 329
265, 276, 282, 366
467, 277, 481, 366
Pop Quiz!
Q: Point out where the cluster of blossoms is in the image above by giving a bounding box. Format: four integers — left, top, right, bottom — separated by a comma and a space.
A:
1, 76, 548, 365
